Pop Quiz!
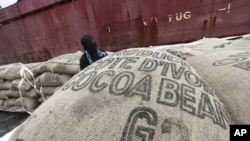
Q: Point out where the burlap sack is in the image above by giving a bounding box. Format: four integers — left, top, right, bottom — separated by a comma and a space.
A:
150, 38, 229, 60
54, 86, 62, 93
25, 89, 40, 98
34, 52, 82, 75
38, 95, 51, 103
163, 47, 204, 60
164, 37, 249, 58
0, 63, 40, 81
38, 86, 58, 95
222, 37, 250, 50
15, 97, 39, 111
4, 98, 16, 108
37, 86, 61, 102
35, 72, 72, 86
187, 50, 250, 124
0, 63, 21, 80
190, 38, 231, 53
4, 89, 39, 98
48, 51, 82, 62
0, 90, 8, 99
0, 64, 9, 78
10, 79, 33, 91
0, 80, 10, 90
0, 99, 4, 106
2, 90, 18, 98
0, 105, 20, 112
106, 51, 114, 55
188, 36, 250, 52
9, 48, 232, 141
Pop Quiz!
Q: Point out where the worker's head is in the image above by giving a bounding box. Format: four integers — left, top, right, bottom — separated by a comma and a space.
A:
81, 35, 98, 53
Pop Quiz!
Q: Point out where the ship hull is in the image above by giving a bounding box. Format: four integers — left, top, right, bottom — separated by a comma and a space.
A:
0, 0, 250, 65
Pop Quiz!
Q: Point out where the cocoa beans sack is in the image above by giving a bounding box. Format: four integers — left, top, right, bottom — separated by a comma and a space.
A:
190, 38, 230, 52
54, 86, 62, 93
36, 62, 80, 75
39, 86, 58, 95
0, 63, 21, 80
4, 98, 16, 108
38, 95, 51, 103
187, 50, 250, 124
164, 37, 250, 59
0, 63, 40, 81
212, 37, 250, 51
35, 52, 82, 75
0, 90, 8, 99
5, 89, 39, 98
0, 80, 10, 90
189, 36, 250, 52
0, 99, 4, 106
35, 72, 72, 86
4, 89, 20, 98
10, 79, 32, 91
48, 51, 82, 62
15, 97, 39, 111
163, 47, 204, 60
9, 48, 232, 141
1, 105, 20, 111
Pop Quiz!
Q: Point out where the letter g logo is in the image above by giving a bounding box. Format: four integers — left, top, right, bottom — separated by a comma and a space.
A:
121, 107, 158, 141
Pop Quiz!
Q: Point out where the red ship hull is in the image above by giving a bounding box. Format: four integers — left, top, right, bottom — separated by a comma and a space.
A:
0, 0, 250, 65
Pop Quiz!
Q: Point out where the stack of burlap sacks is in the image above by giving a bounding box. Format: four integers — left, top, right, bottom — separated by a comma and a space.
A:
0, 52, 82, 112
8, 48, 232, 141
2, 35, 250, 140
186, 36, 250, 125
152, 35, 250, 60
154, 35, 250, 124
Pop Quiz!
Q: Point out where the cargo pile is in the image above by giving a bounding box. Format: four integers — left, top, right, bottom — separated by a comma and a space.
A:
7, 48, 232, 141
152, 35, 250, 60
154, 35, 250, 124
1, 35, 250, 141
0, 52, 82, 113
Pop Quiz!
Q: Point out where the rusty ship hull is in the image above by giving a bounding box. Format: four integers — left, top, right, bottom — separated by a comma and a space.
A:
0, 0, 250, 65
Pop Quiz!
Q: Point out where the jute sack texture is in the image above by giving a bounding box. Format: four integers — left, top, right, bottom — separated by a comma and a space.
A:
0, 80, 10, 90
221, 36, 250, 50
153, 35, 249, 61
150, 37, 230, 60
0, 63, 40, 81
10, 48, 232, 141
187, 50, 250, 124
0, 52, 81, 112
35, 72, 72, 86
32, 51, 82, 75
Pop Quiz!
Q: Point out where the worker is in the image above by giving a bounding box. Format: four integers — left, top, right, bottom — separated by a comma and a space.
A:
79, 34, 107, 70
